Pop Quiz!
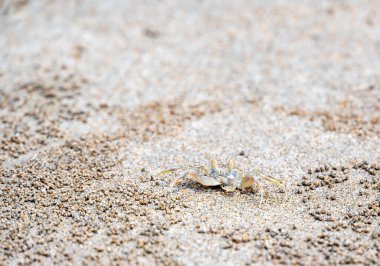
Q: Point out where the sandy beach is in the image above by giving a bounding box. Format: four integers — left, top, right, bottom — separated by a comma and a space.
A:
1, 0, 380, 265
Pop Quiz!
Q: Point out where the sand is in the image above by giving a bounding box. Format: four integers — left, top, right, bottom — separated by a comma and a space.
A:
1, 0, 380, 265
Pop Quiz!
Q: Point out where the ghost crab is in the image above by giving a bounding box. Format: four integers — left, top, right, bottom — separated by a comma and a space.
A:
158, 158, 286, 205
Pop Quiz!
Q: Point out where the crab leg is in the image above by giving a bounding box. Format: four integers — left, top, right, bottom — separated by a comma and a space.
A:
239, 175, 265, 205
256, 181, 265, 207
169, 172, 221, 187
158, 165, 209, 176
262, 175, 285, 188
188, 172, 221, 187
169, 173, 187, 187
170, 173, 221, 187
158, 168, 180, 175
256, 171, 287, 200
221, 185, 236, 192
251, 169, 285, 189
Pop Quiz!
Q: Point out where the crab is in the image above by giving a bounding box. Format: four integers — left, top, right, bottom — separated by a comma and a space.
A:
158, 158, 286, 205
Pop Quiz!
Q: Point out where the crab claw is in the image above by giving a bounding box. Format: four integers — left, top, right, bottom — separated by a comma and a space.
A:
239, 176, 255, 189
189, 173, 221, 187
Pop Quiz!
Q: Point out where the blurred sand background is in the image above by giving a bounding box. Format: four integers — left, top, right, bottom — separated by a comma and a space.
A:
1, 0, 380, 265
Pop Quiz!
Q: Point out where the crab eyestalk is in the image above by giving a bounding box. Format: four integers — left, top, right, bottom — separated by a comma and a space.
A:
227, 158, 234, 172
210, 159, 219, 174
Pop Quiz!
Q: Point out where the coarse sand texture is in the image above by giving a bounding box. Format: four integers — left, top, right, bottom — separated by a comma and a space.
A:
1, 1, 380, 265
